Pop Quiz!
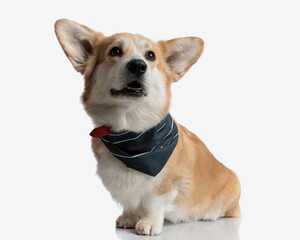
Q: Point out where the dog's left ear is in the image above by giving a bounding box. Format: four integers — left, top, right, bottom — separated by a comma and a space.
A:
158, 37, 204, 81
55, 19, 105, 74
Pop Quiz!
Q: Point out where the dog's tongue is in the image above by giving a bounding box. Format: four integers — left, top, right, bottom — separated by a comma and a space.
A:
127, 81, 141, 89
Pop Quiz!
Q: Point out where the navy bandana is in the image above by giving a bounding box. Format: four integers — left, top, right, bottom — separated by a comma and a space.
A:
91, 113, 179, 177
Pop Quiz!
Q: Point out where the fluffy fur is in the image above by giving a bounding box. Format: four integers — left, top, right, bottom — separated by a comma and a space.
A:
55, 19, 241, 236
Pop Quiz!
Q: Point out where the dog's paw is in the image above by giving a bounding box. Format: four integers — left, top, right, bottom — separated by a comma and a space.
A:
135, 219, 162, 236
116, 214, 138, 229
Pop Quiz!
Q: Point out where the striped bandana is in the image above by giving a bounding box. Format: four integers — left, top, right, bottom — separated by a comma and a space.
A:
90, 113, 179, 176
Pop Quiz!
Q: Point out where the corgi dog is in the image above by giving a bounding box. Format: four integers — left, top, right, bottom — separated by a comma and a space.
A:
55, 19, 241, 236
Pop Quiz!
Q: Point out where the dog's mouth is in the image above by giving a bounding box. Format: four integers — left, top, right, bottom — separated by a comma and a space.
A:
110, 81, 147, 98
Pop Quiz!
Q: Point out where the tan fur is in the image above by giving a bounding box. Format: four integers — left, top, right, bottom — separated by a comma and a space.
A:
157, 123, 241, 219
55, 19, 241, 235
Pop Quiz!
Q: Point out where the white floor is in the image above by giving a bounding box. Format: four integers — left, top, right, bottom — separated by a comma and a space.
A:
116, 218, 241, 240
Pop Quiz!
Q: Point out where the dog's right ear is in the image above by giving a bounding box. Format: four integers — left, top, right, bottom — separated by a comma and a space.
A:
55, 19, 105, 74
158, 37, 204, 82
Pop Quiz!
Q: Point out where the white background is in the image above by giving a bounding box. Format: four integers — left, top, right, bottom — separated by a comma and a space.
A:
1, 0, 299, 239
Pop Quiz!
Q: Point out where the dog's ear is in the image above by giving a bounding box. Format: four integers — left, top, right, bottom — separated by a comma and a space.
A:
158, 37, 204, 81
55, 19, 105, 74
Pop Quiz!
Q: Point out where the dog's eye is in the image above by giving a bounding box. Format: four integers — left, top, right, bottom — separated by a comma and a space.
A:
145, 51, 156, 61
109, 47, 123, 57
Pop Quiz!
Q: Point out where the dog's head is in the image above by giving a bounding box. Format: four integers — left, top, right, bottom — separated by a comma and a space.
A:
55, 19, 204, 132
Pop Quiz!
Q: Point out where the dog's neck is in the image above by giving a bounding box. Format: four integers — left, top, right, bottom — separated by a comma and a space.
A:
84, 103, 167, 133
92, 113, 179, 176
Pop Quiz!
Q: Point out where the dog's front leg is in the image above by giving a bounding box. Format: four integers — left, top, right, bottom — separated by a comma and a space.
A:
135, 209, 164, 236
116, 210, 141, 229
135, 194, 169, 236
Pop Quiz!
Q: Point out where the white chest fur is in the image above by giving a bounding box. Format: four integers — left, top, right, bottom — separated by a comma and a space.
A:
96, 144, 178, 215
97, 144, 160, 210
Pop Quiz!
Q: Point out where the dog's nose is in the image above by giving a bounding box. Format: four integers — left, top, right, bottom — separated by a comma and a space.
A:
127, 59, 147, 76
